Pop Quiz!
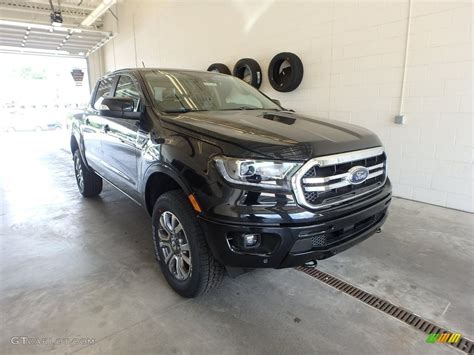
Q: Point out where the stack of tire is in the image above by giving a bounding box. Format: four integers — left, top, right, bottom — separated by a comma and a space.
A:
207, 52, 304, 92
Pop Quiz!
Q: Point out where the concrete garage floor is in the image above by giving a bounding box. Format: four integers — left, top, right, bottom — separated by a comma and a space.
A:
1, 131, 472, 354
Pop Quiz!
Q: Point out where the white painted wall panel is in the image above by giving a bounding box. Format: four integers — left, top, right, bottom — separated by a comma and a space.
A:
95, 0, 473, 212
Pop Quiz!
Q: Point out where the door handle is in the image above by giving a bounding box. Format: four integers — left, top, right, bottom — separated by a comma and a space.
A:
103, 124, 110, 133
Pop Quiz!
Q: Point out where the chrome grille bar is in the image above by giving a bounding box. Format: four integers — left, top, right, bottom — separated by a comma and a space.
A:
302, 163, 384, 184
304, 170, 385, 192
291, 147, 387, 210
302, 147, 384, 167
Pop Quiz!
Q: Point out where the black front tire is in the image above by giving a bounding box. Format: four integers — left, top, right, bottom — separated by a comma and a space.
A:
152, 190, 224, 298
73, 149, 102, 197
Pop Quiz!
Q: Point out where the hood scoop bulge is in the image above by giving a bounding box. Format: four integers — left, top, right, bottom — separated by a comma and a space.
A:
261, 113, 296, 125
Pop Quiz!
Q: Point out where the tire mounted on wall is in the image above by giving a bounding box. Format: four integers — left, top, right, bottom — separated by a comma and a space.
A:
233, 58, 262, 89
268, 52, 304, 92
207, 63, 231, 75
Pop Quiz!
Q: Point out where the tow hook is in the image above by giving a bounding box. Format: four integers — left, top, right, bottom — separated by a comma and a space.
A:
304, 260, 317, 268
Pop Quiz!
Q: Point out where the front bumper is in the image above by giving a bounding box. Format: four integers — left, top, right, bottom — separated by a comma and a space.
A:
198, 181, 392, 269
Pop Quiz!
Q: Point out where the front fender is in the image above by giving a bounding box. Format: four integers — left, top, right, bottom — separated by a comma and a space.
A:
70, 113, 91, 168
141, 162, 193, 197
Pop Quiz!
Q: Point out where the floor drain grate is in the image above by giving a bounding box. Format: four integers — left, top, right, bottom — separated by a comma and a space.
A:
296, 266, 473, 354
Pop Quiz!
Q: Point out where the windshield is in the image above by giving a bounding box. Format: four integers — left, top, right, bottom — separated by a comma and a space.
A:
142, 70, 281, 113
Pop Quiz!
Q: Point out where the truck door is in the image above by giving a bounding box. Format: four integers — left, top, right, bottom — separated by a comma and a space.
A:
82, 76, 116, 175
100, 74, 141, 199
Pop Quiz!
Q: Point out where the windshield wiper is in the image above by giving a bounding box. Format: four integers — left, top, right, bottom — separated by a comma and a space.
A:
219, 107, 263, 111
163, 109, 190, 113
163, 109, 208, 113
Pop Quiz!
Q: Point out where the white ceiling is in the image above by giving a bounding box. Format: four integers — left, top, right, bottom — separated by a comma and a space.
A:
0, 0, 113, 58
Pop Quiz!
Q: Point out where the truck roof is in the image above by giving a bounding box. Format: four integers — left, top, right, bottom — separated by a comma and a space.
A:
103, 67, 214, 77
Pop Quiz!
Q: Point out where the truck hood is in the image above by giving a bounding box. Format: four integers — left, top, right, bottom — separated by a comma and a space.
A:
160, 110, 382, 160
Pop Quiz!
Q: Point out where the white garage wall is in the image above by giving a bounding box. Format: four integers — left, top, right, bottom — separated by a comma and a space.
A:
97, 0, 473, 212
87, 50, 105, 89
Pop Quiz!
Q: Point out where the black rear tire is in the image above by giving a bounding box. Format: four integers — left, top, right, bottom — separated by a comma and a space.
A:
152, 190, 224, 298
73, 149, 102, 197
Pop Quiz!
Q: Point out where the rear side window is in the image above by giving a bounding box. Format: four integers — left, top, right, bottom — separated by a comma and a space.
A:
93, 77, 114, 109
114, 75, 140, 111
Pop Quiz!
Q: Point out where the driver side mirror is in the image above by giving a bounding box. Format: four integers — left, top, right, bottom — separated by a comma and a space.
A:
99, 97, 142, 119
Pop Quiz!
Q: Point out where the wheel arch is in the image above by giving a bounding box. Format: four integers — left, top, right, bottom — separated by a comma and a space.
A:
144, 165, 192, 216
70, 135, 79, 154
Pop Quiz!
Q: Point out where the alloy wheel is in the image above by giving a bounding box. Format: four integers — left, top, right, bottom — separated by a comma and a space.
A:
74, 155, 84, 192
158, 211, 192, 281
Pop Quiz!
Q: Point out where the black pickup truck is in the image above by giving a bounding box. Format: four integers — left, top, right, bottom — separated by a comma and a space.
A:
71, 68, 391, 297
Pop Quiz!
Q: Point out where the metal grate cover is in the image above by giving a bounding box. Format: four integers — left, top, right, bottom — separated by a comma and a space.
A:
296, 267, 473, 354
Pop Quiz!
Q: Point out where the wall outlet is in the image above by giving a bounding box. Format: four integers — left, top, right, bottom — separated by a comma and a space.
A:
394, 115, 406, 124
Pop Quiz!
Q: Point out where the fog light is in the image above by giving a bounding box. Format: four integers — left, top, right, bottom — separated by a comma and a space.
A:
227, 232, 267, 252
243, 233, 260, 248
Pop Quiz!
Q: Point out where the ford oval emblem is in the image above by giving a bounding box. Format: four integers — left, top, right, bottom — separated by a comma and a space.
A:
346, 166, 369, 185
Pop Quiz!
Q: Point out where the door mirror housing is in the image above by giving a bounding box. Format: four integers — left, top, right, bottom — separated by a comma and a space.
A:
99, 97, 141, 119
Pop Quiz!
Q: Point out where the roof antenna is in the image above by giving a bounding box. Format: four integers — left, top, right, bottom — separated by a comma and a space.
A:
142, 61, 146, 68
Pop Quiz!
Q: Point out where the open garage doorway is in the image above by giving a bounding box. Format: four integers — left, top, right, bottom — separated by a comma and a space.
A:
0, 53, 89, 134
0, 53, 91, 214
0, 53, 91, 168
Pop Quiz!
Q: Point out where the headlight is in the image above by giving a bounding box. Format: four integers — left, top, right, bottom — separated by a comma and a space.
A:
213, 156, 302, 191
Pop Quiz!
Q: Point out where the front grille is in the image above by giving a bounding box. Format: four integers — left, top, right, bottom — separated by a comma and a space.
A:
292, 147, 387, 210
